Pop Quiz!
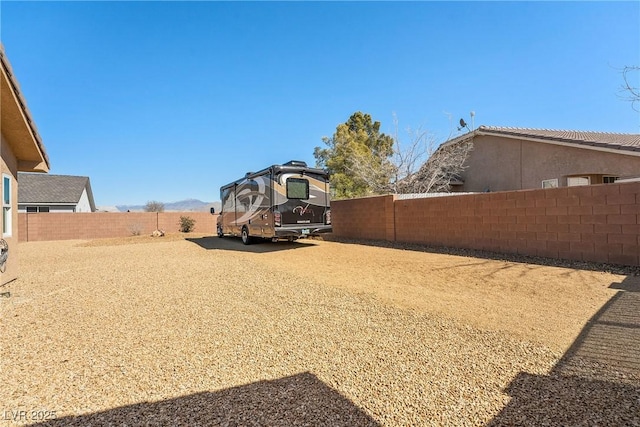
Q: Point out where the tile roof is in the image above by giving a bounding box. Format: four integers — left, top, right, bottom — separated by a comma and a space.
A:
18, 173, 93, 205
478, 126, 640, 153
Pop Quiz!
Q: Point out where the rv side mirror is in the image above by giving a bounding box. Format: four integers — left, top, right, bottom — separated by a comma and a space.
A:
210, 207, 215, 214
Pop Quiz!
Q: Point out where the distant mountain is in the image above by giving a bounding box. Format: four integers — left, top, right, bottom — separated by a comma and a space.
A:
116, 199, 221, 213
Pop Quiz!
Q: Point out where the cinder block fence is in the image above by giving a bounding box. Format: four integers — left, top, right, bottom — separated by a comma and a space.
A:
331, 182, 640, 267
17, 182, 640, 267
18, 212, 218, 242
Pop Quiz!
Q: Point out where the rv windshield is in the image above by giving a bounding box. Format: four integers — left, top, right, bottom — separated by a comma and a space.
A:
287, 178, 309, 199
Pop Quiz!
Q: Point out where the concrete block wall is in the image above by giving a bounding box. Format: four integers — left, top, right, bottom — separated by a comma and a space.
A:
331, 195, 396, 241
18, 212, 218, 242
17, 182, 640, 266
332, 182, 640, 267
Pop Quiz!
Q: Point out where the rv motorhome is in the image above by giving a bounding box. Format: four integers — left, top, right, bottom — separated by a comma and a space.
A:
215, 161, 332, 244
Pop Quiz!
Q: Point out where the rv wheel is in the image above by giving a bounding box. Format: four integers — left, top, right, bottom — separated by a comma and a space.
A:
241, 227, 252, 245
217, 226, 224, 238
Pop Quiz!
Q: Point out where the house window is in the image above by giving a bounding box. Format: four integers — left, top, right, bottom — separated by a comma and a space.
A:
567, 176, 590, 187
27, 206, 49, 213
542, 179, 558, 189
603, 176, 619, 184
2, 175, 11, 236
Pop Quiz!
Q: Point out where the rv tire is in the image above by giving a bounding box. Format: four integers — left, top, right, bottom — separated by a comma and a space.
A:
217, 226, 224, 238
241, 227, 252, 245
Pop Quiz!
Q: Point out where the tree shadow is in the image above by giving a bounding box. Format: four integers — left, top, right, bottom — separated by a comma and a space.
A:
186, 236, 317, 254
488, 275, 640, 426
31, 372, 379, 427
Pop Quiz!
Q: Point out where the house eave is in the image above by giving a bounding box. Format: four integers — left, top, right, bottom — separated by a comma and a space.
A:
19, 202, 78, 206
83, 183, 96, 212
476, 128, 640, 157
17, 160, 49, 173
1, 45, 50, 172
440, 127, 640, 157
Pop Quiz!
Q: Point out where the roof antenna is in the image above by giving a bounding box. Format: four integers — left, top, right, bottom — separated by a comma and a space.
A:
458, 111, 476, 132
458, 118, 470, 132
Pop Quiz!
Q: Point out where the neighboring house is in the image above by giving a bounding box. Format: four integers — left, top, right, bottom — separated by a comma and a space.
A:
1, 45, 50, 284
95, 206, 120, 213
18, 173, 96, 213
443, 126, 640, 192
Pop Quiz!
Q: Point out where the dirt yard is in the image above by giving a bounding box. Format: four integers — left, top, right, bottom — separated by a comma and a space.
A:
1, 234, 638, 426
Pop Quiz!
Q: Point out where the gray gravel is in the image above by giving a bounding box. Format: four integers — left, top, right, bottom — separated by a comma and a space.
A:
1, 237, 638, 426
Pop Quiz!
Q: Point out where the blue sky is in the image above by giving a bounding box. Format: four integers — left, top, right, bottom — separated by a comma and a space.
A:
2, 1, 639, 206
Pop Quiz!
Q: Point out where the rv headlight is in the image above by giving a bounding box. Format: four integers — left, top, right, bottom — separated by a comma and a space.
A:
325, 209, 331, 225
274, 210, 281, 227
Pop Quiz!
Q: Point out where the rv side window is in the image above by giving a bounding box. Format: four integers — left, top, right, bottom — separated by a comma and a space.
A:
287, 178, 309, 200
221, 187, 234, 212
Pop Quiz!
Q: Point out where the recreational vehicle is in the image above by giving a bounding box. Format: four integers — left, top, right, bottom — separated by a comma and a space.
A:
215, 161, 331, 244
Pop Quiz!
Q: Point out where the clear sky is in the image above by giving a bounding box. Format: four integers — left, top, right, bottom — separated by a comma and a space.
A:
2, 1, 639, 206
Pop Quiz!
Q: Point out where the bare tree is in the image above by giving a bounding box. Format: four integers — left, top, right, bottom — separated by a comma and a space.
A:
343, 120, 473, 195
340, 145, 396, 195
144, 200, 165, 212
389, 118, 436, 193
389, 115, 473, 194
320, 113, 473, 196
396, 136, 473, 193
338, 120, 432, 195
621, 65, 639, 111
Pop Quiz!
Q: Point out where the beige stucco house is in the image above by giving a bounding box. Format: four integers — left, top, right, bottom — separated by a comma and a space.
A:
1, 45, 50, 284
445, 126, 640, 192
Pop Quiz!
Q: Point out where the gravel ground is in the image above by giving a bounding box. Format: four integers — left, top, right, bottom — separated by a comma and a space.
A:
1, 234, 638, 426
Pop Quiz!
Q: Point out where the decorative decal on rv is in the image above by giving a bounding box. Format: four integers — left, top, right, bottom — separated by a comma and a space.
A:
235, 176, 269, 224
293, 204, 314, 216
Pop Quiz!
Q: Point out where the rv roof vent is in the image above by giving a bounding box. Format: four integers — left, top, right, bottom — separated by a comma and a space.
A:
284, 160, 307, 167
245, 172, 253, 177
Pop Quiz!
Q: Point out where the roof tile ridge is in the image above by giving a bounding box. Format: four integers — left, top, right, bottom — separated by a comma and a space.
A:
484, 126, 638, 136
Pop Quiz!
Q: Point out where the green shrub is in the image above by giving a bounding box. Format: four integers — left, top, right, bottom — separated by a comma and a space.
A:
179, 216, 196, 233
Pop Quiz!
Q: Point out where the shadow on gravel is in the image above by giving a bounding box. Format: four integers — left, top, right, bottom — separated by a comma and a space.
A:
30, 372, 379, 427
488, 275, 640, 426
186, 236, 317, 254
326, 236, 640, 276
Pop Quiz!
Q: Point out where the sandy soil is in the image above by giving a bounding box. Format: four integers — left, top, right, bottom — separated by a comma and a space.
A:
1, 234, 637, 426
